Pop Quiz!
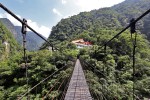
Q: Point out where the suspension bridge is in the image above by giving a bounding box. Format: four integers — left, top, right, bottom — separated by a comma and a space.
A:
64, 59, 92, 100
0, 3, 150, 100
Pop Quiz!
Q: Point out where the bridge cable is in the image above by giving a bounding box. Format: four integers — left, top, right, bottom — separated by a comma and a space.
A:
87, 81, 100, 100
83, 63, 107, 100
42, 75, 64, 99
59, 76, 71, 100
99, 8, 150, 50
130, 18, 137, 100
52, 77, 67, 100
21, 18, 30, 100
80, 59, 106, 78
97, 8, 150, 99
80, 59, 114, 99
80, 60, 100, 99
59, 67, 74, 100
18, 65, 67, 100
0, 3, 58, 50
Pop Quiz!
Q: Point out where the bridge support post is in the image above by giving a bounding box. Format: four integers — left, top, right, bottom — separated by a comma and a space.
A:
130, 18, 137, 100
22, 18, 30, 100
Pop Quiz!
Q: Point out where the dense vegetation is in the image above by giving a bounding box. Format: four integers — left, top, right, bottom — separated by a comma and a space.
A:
43, 0, 150, 99
79, 30, 150, 99
0, 50, 78, 99
0, 0, 150, 99
0, 21, 78, 99
44, 0, 150, 47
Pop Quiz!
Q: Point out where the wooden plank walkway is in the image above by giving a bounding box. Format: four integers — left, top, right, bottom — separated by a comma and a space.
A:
64, 59, 92, 100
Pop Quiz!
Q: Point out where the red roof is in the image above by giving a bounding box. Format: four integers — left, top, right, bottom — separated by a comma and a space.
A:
72, 39, 92, 45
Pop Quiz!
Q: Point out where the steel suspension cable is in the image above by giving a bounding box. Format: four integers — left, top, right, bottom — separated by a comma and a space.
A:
21, 18, 29, 100
59, 68, 74, 100
95, 9, 150, 99
99, 8, 150, 50
59, 77, 71, 100
52, 77, 67, 100
80, 59, 114, 98
81, 60, 102, 100
88, 81, 107, 100
42, 75, 64, 99
80, 59, 106, 78
0, 3, 58, 50
131, 32, 137, 100
18, 65, 67, 100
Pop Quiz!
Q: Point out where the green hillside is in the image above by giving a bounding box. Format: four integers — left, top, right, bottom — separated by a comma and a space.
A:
41, 0, 150, 99
0, 18, 45, 51
46, 0, 150, 46
0, 0, 150, 99
0, 19, 77, 99
15, 26, 45, 51
79, 30, 150, 99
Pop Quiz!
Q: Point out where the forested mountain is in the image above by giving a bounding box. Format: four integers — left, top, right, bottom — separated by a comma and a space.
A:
0, 18, 78, 99
46, 0, 150, 45
40, 0, 150, 99
0, 18, 45, 51
15, 26, 45, 51
0, 18, 18, 36
0, 0, 150, 99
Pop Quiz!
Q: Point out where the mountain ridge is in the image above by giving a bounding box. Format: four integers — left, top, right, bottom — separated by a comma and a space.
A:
0, 18, 45, 51
47, 0, 150, 46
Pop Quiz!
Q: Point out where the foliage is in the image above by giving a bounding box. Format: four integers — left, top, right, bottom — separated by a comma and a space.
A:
1, 0, 150, 99
79, 31, 150, 99
0, 47, 76, 99
43, 0, 150, 47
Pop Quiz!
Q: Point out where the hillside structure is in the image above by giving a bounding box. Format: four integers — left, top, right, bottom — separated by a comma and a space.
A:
72, 39, 92, 48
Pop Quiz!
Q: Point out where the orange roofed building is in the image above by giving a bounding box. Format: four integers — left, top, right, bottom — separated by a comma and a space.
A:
72, 39, 92, 48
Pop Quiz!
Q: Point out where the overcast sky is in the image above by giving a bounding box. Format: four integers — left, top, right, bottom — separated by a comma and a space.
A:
0, 0, 125, 38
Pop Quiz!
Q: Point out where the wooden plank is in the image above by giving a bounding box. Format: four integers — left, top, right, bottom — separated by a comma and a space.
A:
64, 59, 92, 100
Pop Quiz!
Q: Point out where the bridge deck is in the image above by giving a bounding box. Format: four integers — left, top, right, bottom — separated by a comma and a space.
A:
64, 59, 92, 100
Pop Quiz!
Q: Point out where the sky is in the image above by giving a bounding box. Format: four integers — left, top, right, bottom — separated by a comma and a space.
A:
0, 0, 125, 38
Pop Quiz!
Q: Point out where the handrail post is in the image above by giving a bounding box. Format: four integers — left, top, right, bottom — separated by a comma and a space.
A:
130, 18, 137, 100
0, 3, 58, 50
22, 18, 29, 100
